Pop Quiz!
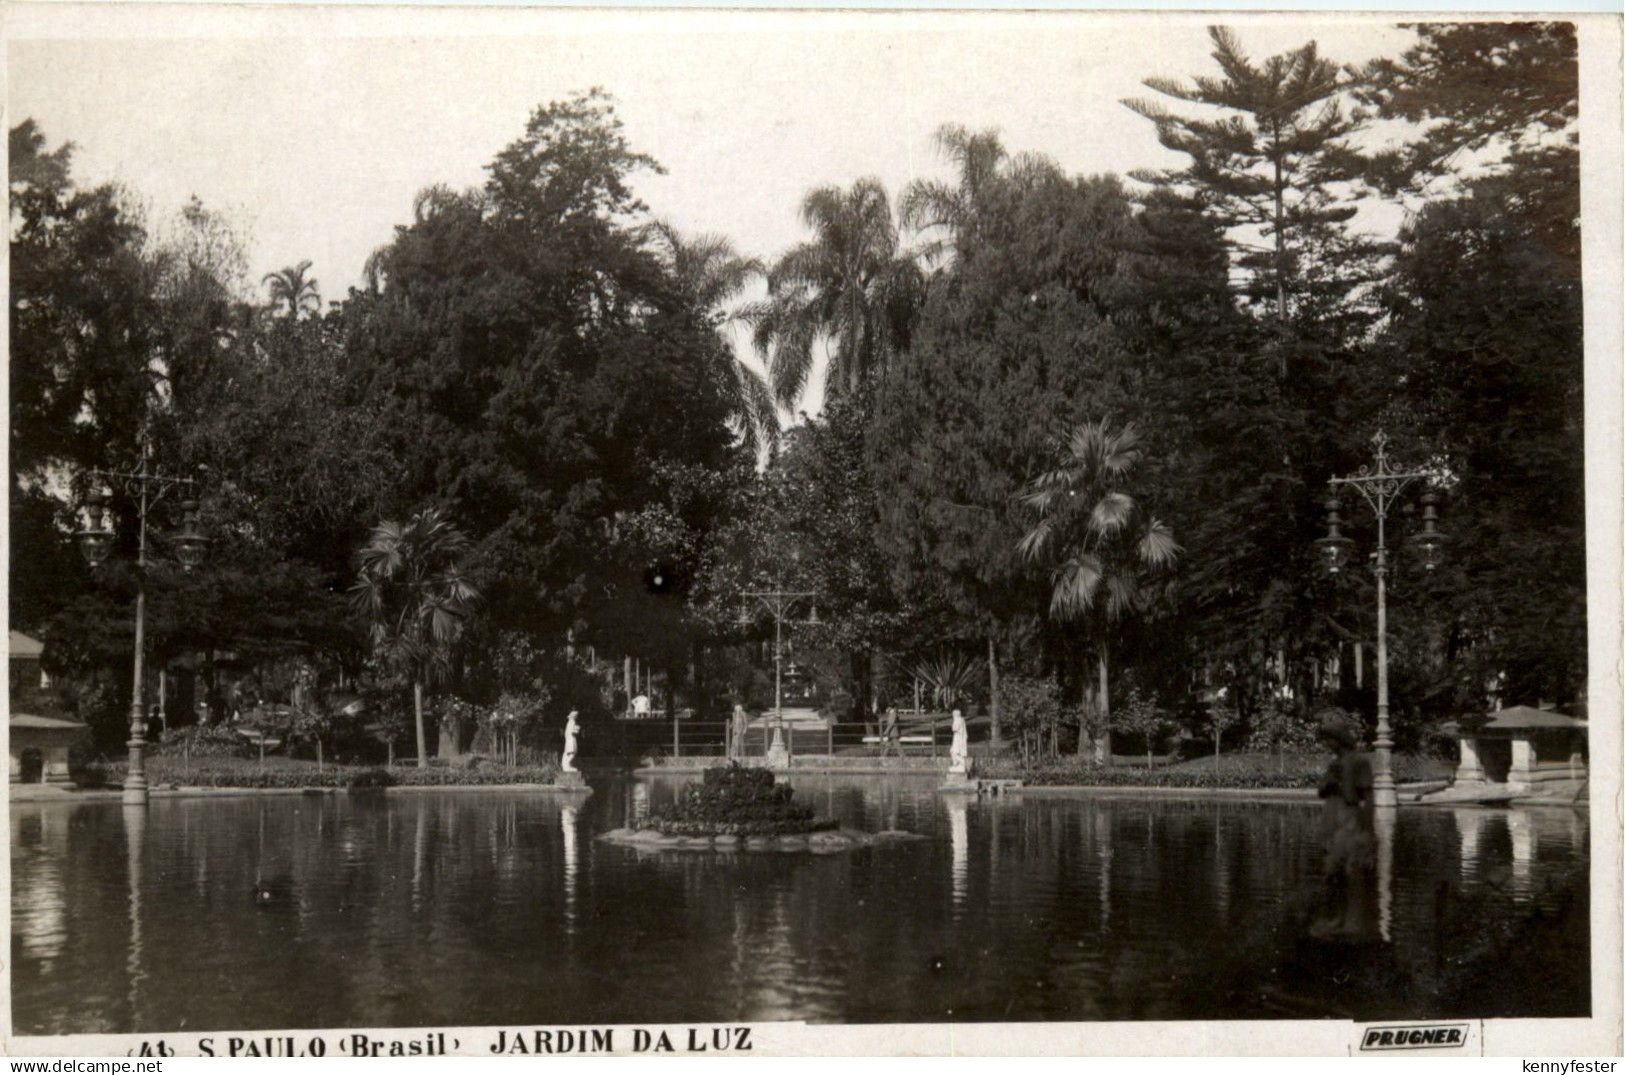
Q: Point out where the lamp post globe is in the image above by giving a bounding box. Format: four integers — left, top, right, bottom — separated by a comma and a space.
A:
76, 490, 115, 567
172, 500, 211, 570
1408, 490, 1446, 573
1315, 496, 1353, 576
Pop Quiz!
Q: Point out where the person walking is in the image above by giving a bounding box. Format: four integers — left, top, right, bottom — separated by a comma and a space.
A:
880, 706, 900, 759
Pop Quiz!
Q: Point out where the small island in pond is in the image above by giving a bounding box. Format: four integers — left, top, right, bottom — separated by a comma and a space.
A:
598, 765, 925, 854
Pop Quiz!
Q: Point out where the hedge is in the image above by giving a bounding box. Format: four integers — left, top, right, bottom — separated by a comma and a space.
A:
101, 758, 561, 789
976, 752, 1449, 789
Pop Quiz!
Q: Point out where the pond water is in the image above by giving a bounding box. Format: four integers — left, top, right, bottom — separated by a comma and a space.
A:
10, 775, 1590, 1035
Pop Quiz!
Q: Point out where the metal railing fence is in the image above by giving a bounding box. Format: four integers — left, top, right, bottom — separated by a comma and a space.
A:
653, 716, 961, 760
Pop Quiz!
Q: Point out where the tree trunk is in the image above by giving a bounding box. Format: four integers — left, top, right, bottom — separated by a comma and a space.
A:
1077, 673, 1094, 759
987, 634, 1001, 749
413, 680, 427, 769
691, 638, 705, 717
1096, 647, 1111, 764
1272, 116, 1287, 338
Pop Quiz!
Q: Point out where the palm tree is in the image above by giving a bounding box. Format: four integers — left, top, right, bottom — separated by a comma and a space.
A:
262, 259, 321, 318
900, 124, 1008, 263
747, 178, 925, 409
901, 125, 1067, 266
1017, 420, 1180, 761
351, 508, 481, 767
643, 222, 780, 455
912, 650, 986, 711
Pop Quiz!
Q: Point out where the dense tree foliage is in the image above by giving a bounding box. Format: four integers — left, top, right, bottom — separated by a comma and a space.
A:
340, 91, 743, 650
1366, 23, 1583, 715
1125, 27, 1386, 338
10, 22, 1588, 764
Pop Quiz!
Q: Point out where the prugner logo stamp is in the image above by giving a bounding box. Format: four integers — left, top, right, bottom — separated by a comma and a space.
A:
1360, 1024, 1471, 1050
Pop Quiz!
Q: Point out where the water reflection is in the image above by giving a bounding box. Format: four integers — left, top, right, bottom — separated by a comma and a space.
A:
1506, 811, 1534, 900
561, 803, 579, 935
947, 795, 968, 914
9, 782, 1590, 1034
1375, 809, 1394, 943
1455, 808, 1485, 880
12, 809, 67, 971
1094, 807, 1112, 933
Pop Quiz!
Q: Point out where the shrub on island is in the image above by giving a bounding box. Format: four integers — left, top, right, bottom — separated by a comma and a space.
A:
646, 765, 834, 837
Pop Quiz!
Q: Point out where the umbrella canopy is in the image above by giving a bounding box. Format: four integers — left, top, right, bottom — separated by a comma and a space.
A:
1442, 705, 1585, 737
9, 631, 44, 659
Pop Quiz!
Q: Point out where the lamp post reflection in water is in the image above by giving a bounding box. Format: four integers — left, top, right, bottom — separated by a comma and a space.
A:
123, 805, 147, 1029
1375, 808, 1395, 942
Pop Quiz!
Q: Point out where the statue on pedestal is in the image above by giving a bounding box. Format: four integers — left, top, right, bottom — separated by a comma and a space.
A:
948, 708, 970, 776
561, 710, 581, 774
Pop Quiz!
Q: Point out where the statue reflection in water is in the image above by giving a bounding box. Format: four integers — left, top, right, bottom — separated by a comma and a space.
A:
1310, 710, 1380, 943
561, 804, 580, 936
947, 794, 968, 914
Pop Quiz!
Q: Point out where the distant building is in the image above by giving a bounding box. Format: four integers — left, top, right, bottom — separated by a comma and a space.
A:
9, 630, 49, 697
9, 632, 89, 786
10, 714, 89, 786
1452, 706, 1587, 785
1436, 705, 1588, 803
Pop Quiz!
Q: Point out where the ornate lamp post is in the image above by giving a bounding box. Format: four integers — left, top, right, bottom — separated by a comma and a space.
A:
1316, 430, 1444, 809
736, 588, 819, 768
76, 446, 209, 806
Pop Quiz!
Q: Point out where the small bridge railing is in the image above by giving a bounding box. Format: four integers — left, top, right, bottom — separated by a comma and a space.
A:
650, 716, 961, 761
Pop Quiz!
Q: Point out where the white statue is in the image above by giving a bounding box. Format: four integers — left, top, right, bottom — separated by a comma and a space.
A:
561, 710, 580, 773
948, 708, 970, 775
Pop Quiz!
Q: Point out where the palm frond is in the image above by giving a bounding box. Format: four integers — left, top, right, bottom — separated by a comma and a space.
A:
1048, 555, 1105, 620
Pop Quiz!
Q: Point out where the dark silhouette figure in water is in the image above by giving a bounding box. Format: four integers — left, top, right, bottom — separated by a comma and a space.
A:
1311, 710, 1379, 943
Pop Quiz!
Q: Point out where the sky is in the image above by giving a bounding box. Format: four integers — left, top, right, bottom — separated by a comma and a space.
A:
7, 7, 1417, 409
